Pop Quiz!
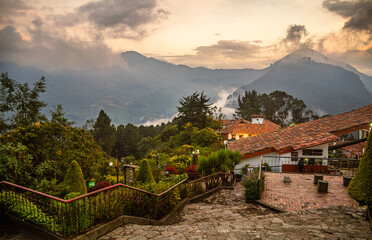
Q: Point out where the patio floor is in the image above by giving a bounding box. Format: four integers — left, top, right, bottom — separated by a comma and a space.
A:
260, 172, 360, 212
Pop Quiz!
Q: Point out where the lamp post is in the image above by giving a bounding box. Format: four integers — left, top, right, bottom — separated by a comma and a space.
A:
109, 150, 120, 184
224, 140, 228, 150
192, 149, 200, 165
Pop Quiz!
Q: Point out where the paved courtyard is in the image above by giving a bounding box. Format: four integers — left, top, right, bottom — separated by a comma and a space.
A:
261, 172, 359, 212
99, 174, 371, 240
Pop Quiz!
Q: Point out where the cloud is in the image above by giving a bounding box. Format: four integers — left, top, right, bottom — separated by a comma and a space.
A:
278, 24, 313, 51
56, 0, 169, 39
283, 25, 308, 43
0, 0, 32, 25
162, 40, 268, 69
195, 40, 262, 59
0, 22, 125, 71
323, 0, 372, 33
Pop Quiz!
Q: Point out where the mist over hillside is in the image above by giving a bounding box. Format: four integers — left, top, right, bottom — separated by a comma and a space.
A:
0, 52, 265, 126
226, 49, 372, 116
1, 48, 371, 126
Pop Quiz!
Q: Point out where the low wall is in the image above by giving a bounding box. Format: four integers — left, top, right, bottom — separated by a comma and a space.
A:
282, 164, 328, 174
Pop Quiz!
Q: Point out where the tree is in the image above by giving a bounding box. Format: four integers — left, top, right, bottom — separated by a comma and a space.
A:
235, 90, 261, 120
0, 122, 111, 187
0, 143, 33, 186
235, 90, 315, 126
0, 73, 47, 133
92, 110, 116, 156
50, 104, 75, 126
122, 124, 141, 158
348, 130, 372, 220
176, 91, 212, 129
63, 160, 87, 195
135, 159, 155, 184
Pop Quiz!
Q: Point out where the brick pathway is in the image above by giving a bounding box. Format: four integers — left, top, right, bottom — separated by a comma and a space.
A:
261, 172, 359, 212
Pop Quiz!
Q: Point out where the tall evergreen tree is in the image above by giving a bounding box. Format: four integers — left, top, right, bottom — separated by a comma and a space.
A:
122, 123, 141, 158
50, 104, 75, 126
176, 91, 212, 129
235, 90, 261, 120
92, 110, 116, 156
348, 130, 372, 220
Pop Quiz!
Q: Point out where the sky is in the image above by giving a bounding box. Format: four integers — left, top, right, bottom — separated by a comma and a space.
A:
0, 0, 371, 74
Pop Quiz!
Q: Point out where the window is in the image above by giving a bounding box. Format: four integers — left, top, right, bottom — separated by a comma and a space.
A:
291, 152, 298, 161
303, 149, 323, 156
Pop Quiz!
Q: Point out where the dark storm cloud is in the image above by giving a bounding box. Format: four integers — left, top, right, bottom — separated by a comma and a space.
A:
277, 24, 313, 51
283, 25, 308, 44
0, 26, 25, 54
323, 0, 372, 32
0, 0, 32, 25
0, 22, 124, 70
56, 0, 168, 39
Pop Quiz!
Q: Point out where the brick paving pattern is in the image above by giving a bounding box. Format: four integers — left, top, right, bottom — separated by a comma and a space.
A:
261, 172, 359, 212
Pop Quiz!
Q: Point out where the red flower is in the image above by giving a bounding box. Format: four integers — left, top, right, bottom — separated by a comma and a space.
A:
166, 166, 179, 175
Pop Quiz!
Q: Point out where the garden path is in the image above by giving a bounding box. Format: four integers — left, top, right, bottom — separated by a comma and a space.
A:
99, 180, 371, 240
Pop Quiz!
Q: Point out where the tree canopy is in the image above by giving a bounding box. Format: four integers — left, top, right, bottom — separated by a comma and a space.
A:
176, 91, 212, 129
235, 90, 316, 126
0, 73, 47, 133
92, 109, 116, 156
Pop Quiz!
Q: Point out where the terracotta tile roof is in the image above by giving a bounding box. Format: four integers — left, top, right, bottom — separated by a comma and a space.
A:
221, 118, 280, 136
221, 119, 234, 127
228, 104, 372, 158
341, 142, 366, 157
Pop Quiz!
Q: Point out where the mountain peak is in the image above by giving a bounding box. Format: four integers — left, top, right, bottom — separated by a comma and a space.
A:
122, 51, 148, 59
281, 48, 329, 63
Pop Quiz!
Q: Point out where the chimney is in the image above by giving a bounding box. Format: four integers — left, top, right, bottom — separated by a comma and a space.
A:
251, 115, 264, 124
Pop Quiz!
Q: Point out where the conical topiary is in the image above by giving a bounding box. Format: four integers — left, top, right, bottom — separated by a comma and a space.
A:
135, 159, 155, 184
348, 130, 372, 220
63, 160, 87, 195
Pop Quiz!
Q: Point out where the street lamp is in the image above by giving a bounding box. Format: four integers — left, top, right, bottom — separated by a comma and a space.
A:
109, 150, 120, 184
192, 149, 200, 165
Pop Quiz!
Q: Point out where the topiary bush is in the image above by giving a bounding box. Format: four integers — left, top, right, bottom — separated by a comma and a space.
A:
166, 166, 179, 175
135, 159, 156, 184
242, 170, 265, 201
87, 181, 112, 193
63, 160, 87, 196
348, 130, 372, 221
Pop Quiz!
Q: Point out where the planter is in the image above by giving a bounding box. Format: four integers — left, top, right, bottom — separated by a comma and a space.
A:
343, 176, 353, 186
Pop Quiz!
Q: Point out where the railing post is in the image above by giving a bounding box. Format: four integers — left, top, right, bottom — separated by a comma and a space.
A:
257, 156, 263, 200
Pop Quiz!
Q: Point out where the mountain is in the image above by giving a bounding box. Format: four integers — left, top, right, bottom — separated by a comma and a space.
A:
0, 53, 266, 126
226, 48, 372, 115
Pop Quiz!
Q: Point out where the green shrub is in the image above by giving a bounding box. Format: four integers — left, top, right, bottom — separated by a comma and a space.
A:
241, 164, 251, 175
242, 170, 265, 201
35, 178, 68, 198
197, 149, 242, 176
136, 159, 156, 184
105, 175, 124, 184
0, 191, 60, 232
262, 162, 272, 172
63, 160, 87, 196
348, 131, 372, 207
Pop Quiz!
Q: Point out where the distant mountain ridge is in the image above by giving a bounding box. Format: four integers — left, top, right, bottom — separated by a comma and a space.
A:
0, 53, 266, 126
226, 48, 372, 115
0, 48, 371, 126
